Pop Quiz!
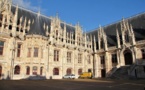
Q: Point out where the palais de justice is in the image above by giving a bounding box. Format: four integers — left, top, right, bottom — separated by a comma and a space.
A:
0, 0, 145, 80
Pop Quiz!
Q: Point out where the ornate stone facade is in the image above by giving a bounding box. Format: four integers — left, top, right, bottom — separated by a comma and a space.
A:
0, 1, 93, 80
0, 0, 145, 80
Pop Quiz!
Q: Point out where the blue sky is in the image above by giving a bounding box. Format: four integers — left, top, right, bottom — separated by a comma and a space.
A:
12, 0, 145, 32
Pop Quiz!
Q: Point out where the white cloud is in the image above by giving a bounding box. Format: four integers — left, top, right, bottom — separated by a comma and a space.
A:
12, 0, 39, 12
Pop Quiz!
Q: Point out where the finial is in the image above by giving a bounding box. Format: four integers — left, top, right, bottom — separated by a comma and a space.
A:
77, 21, 80, 25
56, 12, 59, 18
99, 24, 102, 29
38, 10, 40, 16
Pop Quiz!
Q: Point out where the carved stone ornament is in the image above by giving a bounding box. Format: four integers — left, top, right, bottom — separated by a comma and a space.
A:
0, 0, 11, 13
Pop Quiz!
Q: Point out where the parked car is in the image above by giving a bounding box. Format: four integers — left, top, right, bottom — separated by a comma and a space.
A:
63, 74, 75, 79
79, 72, 92, 79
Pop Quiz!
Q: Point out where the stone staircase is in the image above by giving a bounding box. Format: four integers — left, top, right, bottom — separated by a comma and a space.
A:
107, 65, 120, 77
109, 60, 145, 79
109, 65, 131, 79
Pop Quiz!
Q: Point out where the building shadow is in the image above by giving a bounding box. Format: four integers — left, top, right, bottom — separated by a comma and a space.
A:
23, 75, 46, 80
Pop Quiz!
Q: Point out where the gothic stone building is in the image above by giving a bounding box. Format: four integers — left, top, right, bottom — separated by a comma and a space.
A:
0, 0, 145, 80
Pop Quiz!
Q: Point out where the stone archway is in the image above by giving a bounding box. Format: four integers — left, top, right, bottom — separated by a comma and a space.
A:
0, 66, 2, 78
66, 68, 72, 75
124, 50, 133, 65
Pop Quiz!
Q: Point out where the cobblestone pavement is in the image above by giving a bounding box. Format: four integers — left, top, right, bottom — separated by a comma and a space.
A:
0, 79, 145, 90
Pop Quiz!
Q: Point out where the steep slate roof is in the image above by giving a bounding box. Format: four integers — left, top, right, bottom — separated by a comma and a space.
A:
87, 12, 145, 47
11, 5, 76, 36
11, 5, 145, 45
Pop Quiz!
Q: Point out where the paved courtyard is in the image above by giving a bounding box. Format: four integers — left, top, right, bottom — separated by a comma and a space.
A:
0, 79, 145, 90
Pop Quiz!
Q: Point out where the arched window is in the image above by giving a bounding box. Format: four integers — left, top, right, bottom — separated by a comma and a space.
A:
32, 66, 37, 75
26, 66, 30, 75
78, 68, 82, 75
66, 68, 72, 75
53, 68, 59, 75
14, 65, 20, 75
0, 66, 2, 78
40, 67, 43, 75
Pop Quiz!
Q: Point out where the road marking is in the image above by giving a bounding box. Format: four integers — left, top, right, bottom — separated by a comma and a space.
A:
125, 83, 145, 86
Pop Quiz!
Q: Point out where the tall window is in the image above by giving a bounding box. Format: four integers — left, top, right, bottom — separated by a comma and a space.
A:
100, 56, 105, 64
125, 33, 129, 42
17, 44, 21, 57
141, 49, 145, 59
14, 65, 20, 75
40, 67, 43, 75
112, 54, 117, 63
78, 54, 82, 63
88, 55, 91, 64
101, 39, 104, 49
26, 66, 30, 75
34, 48, 39, 57
67, 52, 71, 63
53, 68, 59, 75
27, 48, 31, 57
32, 66, 37, 75
0, 41, 4, 55
54, 50, 59, 61
78, 68, 82, 75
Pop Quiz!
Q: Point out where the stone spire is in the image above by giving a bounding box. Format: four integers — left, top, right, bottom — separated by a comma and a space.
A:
12, 5, 18, 37
130, 24, 136, 45
103, 31, 108, 51
93, 35, 96, 52
116, 28, 121, 48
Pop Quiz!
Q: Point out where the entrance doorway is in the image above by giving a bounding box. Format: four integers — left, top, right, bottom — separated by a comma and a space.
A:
88, 69, 92, 72
124, 50, 133, 65
135, 69, 137, 78
101, 69, 106, 78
